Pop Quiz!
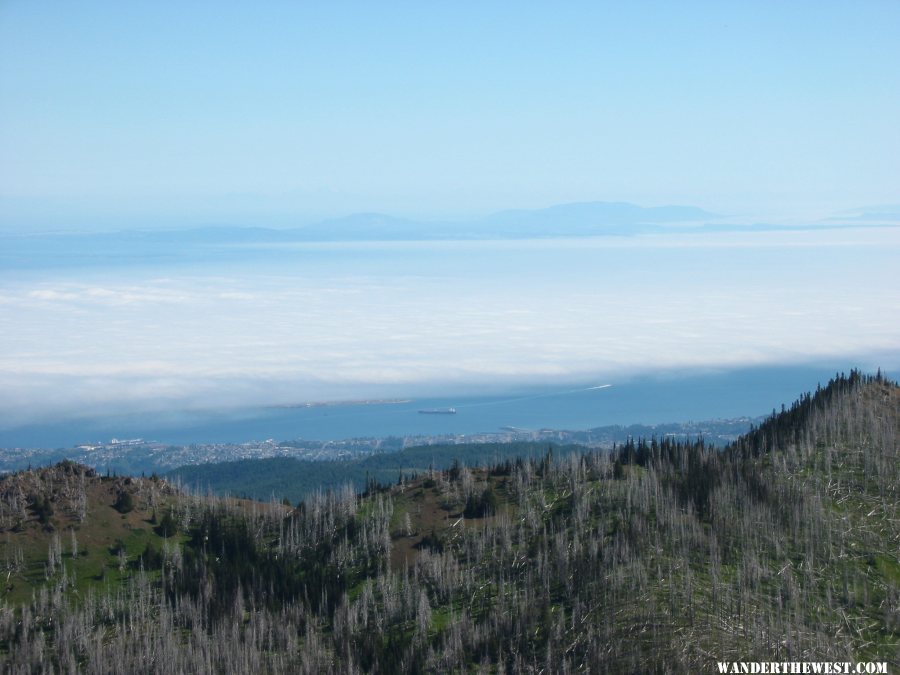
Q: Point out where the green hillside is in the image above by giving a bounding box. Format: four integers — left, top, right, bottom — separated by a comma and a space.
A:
168, 441, 588, 503
0, 372, 896, 672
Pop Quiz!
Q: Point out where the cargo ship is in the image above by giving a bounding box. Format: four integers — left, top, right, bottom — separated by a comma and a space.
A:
418, 407, 457, 415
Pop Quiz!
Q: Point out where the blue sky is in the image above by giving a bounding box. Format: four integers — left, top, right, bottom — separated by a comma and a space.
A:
2, 1, 899, 229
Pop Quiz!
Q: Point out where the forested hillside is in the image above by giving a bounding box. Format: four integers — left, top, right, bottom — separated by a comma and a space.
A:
168, 441, 589, 504
0, 372, 896, 672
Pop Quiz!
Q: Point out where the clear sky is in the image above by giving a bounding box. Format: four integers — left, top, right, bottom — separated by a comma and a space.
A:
2, 1, 899, 230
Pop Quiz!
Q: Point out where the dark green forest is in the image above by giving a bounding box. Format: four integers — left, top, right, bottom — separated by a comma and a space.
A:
168, 441, 589, 504
0, 372, 897, 672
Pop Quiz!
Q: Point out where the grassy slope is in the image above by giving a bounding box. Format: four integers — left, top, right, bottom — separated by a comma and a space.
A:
0, 469, 184, 606
0, 467, 291, 609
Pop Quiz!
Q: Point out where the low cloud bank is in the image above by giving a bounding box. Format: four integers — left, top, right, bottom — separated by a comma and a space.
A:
1, 229, 898, 427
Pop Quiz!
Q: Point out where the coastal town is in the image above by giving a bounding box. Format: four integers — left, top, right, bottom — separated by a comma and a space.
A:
0, 416, 757, 476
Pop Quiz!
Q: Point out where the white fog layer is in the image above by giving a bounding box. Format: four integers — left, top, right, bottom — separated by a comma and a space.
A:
1, 228, 898, 425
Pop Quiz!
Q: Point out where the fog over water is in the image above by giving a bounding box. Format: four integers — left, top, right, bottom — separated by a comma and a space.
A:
1, 226, 898, 444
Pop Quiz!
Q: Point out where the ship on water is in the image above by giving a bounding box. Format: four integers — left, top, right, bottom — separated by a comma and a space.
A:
418, 407, 457, 415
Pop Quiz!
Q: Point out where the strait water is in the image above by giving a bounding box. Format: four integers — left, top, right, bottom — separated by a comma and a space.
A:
0, 363, 887, 448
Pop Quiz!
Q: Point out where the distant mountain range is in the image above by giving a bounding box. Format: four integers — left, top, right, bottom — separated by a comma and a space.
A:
300, 201, 717, 240
3, 200, 895, 271
4, 201, 717, 245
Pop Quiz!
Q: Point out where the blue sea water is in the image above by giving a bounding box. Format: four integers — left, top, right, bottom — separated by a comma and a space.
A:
0, 363, 881, 448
